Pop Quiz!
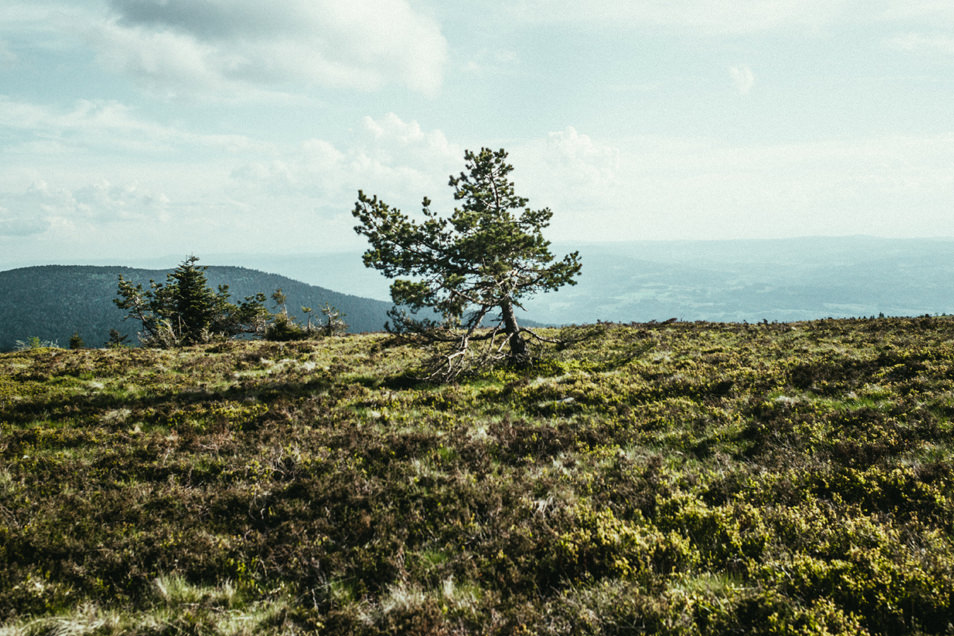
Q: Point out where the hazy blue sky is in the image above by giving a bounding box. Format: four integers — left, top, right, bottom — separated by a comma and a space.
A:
2, 1, 954, 266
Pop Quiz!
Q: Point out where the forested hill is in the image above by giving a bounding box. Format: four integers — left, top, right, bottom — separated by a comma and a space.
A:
0, 265, 393, 350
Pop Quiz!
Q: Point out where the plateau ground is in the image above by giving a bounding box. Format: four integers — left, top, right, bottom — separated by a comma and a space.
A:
1, 318, 953, 633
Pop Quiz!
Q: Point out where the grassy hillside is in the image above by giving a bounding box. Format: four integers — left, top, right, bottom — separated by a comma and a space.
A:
1, 319, 953, 634
0, 265, 393, 351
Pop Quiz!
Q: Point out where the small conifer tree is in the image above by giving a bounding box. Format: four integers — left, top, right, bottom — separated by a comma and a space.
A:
353, 147, 580, 379
319, 304, 347, 337
107, 329, 129, 348
68, 332, 85, 349
115, 256, 270, 347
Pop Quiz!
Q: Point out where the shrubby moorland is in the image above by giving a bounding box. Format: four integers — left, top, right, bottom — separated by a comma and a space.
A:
1, 318, 953, 634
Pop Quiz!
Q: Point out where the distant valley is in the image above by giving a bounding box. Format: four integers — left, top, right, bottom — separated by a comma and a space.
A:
524, 236, 954, 323
221, 236, 954, 323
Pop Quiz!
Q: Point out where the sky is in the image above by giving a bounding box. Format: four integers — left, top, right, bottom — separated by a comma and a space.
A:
2, 0, 954, 268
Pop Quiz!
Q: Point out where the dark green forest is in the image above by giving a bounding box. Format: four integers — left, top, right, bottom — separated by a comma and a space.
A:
0, 265, 392, 351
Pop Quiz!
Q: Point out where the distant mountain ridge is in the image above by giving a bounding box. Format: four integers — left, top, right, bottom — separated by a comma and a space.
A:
226, 236, 954, 324
523, 236, 954, 323
0, 265, 393, 351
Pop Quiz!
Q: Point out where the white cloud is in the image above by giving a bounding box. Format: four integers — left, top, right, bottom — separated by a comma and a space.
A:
0, 2, 75, 33
72, 180, 171, 222
0, 179, 170, 238
544, 127, 620, 188
3, 102, 954, 260
510, 129, 954, 242
0, 100, 464, 255
463, 49, 519, 75
93, 23, 235, 99
0, 202, 50, 237
886, 32, 954, 55
499, 0, 954, 34
503, 0, 851, 34
230, 113, 461, 213
0, 41, 16, 68
93, 0, 448, 98
0, 97, 258, 161
729, 65, 755, 94
876, 2, 954, 24
361, 112, 457, 164
505, 127, 622, 240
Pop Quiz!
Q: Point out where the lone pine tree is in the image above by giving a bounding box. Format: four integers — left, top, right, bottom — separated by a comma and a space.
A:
353, 147, 581, 379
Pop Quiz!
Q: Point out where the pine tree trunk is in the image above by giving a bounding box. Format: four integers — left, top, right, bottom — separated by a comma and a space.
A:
500, 298, 528, 360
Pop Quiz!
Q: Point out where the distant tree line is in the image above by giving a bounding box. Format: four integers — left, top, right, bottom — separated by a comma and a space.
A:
114, 256, 347, 347
0, 263, 392, 352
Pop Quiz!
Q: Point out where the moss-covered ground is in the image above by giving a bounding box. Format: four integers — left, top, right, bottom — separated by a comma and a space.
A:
1, 318, 953, 634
